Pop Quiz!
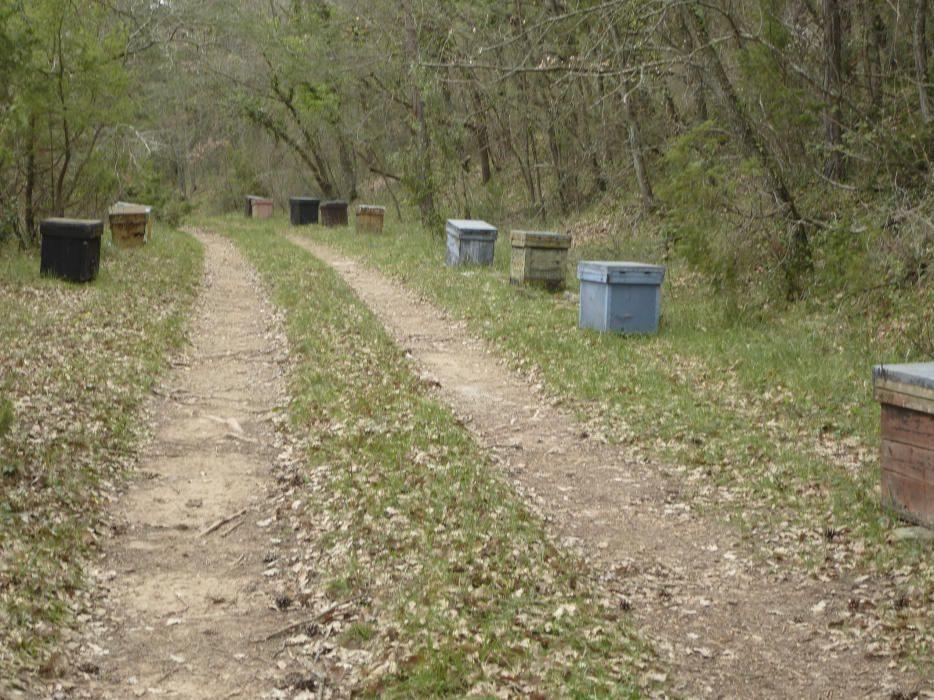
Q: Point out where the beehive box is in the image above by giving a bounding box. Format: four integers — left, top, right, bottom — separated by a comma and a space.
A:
40, 218, 103, 283
510, 230, 571, 290
251, 197, 273, 219
577, 261, 665, 334
290, 197, 320, 225
244, 195, 260, 217
445, 219, 498, 266
356, 205, 385, 233
873, 362, 934, 528
109, 202, 152, 248
320, 200, 348, 227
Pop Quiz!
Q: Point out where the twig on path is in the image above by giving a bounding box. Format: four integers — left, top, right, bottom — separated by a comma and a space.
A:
220, 519, 244, 538
200, 509, 248, 537
259, 600, 356, 643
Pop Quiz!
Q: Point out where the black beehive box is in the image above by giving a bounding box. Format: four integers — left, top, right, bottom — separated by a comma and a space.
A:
290, 197, 320, 225
40, 218, 103, 283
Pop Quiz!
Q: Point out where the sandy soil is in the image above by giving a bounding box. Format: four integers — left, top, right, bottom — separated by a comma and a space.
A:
59, 232, 307, 699
290, 235, 931, 700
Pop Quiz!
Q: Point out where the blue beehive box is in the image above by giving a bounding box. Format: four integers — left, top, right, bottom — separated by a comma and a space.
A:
577, 261, 665, 334
445, 219, 498, 266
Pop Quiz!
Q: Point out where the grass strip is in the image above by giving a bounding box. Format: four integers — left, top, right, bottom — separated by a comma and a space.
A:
226, 221, 653, 698
0, 229, 202, 678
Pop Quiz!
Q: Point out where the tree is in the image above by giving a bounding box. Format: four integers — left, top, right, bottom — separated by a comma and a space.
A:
822, 0, 845, 181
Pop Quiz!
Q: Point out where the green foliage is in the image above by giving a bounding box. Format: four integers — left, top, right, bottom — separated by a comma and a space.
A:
657, 122, 785, 311
0, 397, 11, 439
123, 165, 192, 228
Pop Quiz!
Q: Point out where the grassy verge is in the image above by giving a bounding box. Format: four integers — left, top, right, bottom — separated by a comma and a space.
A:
220, 212, 934, 661
221, 219, 653, 698
0, 229, 202, 680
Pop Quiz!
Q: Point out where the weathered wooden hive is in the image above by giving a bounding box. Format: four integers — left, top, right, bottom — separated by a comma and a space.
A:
250, 197, 274, 219
109, 202, 152, 248
510, 230, 572, 290
577, 261, 665, 334
320, 200, 349, 227
872, 362, 934, 528
355, 205, 385, 233
40, 218, 103, 283
445, 219, 498, 267
290, 197, 320, 225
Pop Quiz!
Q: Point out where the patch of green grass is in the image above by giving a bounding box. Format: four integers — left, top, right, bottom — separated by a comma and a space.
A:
0, 228, 202, 678
220, 217, 651, 698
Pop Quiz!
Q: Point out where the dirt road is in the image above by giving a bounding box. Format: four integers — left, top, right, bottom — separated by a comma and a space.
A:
291, 235, 927, 700
66, 232, 304, 699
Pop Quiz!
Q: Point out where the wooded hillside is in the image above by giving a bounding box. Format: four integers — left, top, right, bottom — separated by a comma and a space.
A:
0, 0, 931, 331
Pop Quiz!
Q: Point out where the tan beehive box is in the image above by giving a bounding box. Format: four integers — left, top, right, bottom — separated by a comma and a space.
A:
510, 230, 572, 290
109, 202, 152, 248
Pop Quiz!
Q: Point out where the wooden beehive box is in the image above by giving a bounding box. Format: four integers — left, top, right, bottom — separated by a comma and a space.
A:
510, 230, 571, 290
251, 198, 273, 219
873, 362, 934, 528
109, 203, 151, 248
320, 200, 349, 227
355, 205, 385, 233
445, 219, 498, 266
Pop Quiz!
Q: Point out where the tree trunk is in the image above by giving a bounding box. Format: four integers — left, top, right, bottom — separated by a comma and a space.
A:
914, 0, 932, 122
611, 24, 656, 214
469, 89, 492, 184
337, 132, 357, 201
622, 83, 656, 214
401, 0, 435, 224
24, 114, 38, 245
859, 3, 883, 112
684, 6, 811, 299
547, 121, 570, 215
678, 11, 708, 122
823, 0, 846, 181
54, 18, 69, 217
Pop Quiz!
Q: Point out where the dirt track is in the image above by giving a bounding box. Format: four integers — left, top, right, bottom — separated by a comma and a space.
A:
290, 234, 928, 700
48, 227, 928, 699
66, 232, 302, 699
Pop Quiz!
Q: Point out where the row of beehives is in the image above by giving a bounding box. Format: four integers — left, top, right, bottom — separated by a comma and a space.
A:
444, 218, 666, 335
447, 218, 934, 530
245, 196, 386, 233
37, 203, 154, 283
448, 217, 934, 530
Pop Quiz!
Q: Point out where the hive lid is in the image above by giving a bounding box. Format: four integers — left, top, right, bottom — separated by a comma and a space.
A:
110, 202, 151, 215
446, 219, 498, 240
321, 200, 348, 207
577, 260, 665, 285
251, 197, 273, 205
40, 218, 104, 239
357, 205, 386, 214
511, 230, 571, 248
290, 196, 320, 203
873, 363, 934, 414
